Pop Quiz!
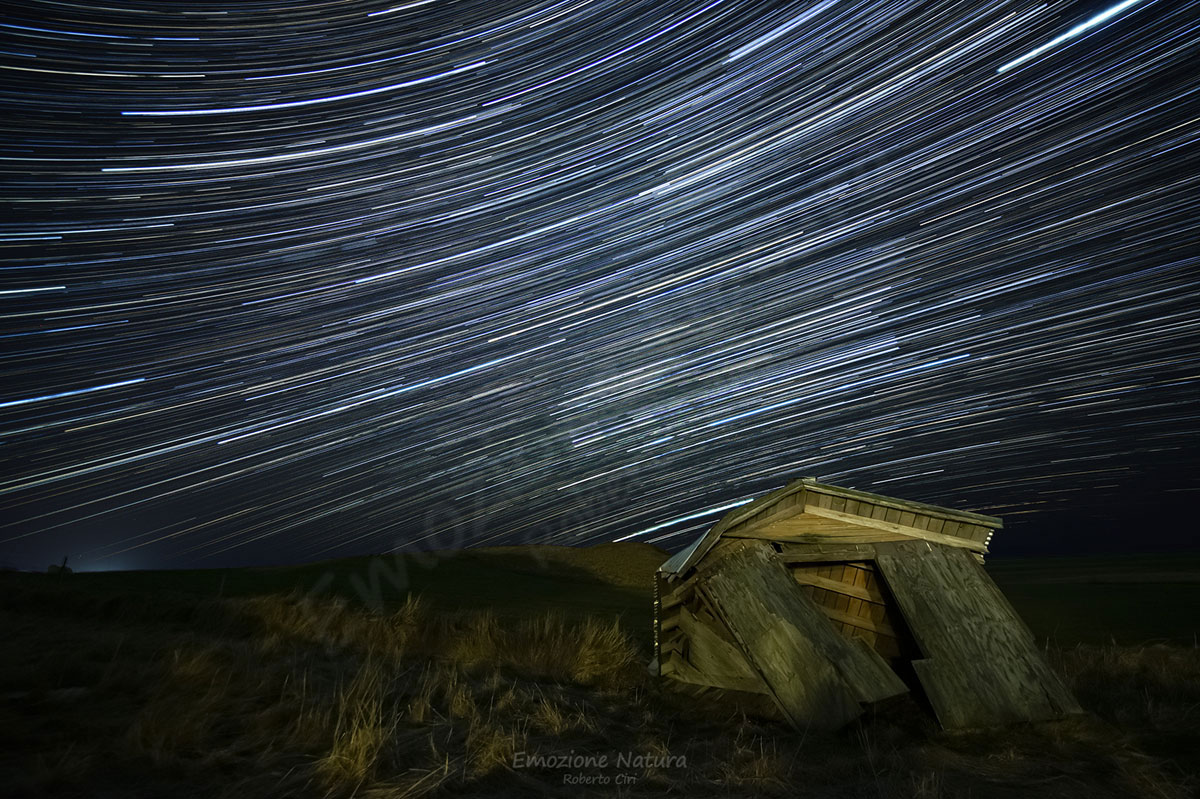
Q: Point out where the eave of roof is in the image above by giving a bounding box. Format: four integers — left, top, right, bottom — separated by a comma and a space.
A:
658, 477, 1002, 577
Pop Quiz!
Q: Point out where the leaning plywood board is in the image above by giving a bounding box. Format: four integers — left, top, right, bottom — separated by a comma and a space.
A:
873, 540, 1081, 729
674, 605, 767, 694
699, 540, 907, 729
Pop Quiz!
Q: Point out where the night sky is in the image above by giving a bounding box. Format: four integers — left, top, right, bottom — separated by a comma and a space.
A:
3, 0, 1198, 571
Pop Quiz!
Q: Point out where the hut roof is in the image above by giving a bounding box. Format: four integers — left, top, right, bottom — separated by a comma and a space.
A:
659, 477, 1002, 577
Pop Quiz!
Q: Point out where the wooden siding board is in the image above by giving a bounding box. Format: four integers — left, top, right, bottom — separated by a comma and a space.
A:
818, 605, 897, 638
873, 540, 1081, 729
792, 568, 878, 599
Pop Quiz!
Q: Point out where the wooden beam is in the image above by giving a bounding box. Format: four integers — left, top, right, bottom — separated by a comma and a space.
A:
791, 570, 883, 604
775, 542, 878, 562
698, 540, 907, 729
873, 540, 1080, 729
815, 604, 897, 638
804, 505, 988, 553
659, 636, 685, 656
730, 528, 910, 545
659, 588, 690, 612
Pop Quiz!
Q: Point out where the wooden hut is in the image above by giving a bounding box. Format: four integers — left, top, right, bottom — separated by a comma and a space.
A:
652, 477, 1079, 730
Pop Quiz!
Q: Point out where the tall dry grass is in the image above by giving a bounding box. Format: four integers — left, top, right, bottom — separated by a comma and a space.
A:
3, 580, 1198, 798
107, 593, 647, 797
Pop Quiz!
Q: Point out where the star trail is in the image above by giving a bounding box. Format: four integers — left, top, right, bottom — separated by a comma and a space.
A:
2, 0, 1198, 570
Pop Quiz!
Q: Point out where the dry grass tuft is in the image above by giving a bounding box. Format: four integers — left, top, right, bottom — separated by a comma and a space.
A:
315, 658, 395, 789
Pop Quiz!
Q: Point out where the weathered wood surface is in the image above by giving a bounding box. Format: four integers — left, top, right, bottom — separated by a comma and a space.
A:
802, 505, 989, 553
775, 542, 879, 563
801, 480, 1002, 528
699, 540, 907, 729
809, 603, 897, 639
792, 569, 881, 603
661, 477, 1001, 577
873, 540, 1081, 729
733, 515, 913, 546
673, 605, 767, 693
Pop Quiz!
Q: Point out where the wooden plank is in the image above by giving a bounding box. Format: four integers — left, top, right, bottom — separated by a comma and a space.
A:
791, 569, 884, 604
659, 570, 692, 612
660, 590, 687, 612
804, 505, 988, 553
659, 636, 685, 656
810, 602, 897, 638
732, 515, 912, 544
775, 542, 878, 563
873, 541, 1081, 729
963, 524, 991, 544
699, 540, 907, 729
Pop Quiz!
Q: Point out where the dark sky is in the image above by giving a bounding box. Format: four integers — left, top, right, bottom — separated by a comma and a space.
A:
2, 0, 1198, 571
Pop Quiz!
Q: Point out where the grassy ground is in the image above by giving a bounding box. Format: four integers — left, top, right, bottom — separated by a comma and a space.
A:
989, 553, 1200, 646
2, 544, 1198, 797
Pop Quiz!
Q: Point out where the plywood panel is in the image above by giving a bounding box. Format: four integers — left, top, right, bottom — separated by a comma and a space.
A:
699, 540, 908, 729
874, 540, 1081, 729
675, 605, 766, 694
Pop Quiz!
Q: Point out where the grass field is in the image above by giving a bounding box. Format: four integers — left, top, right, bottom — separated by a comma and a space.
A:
989, 553, 1200, 646
2, 544, 1198, 797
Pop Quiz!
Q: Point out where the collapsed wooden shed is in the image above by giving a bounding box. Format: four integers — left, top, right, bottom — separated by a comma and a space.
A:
652, 477, 1080, 730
